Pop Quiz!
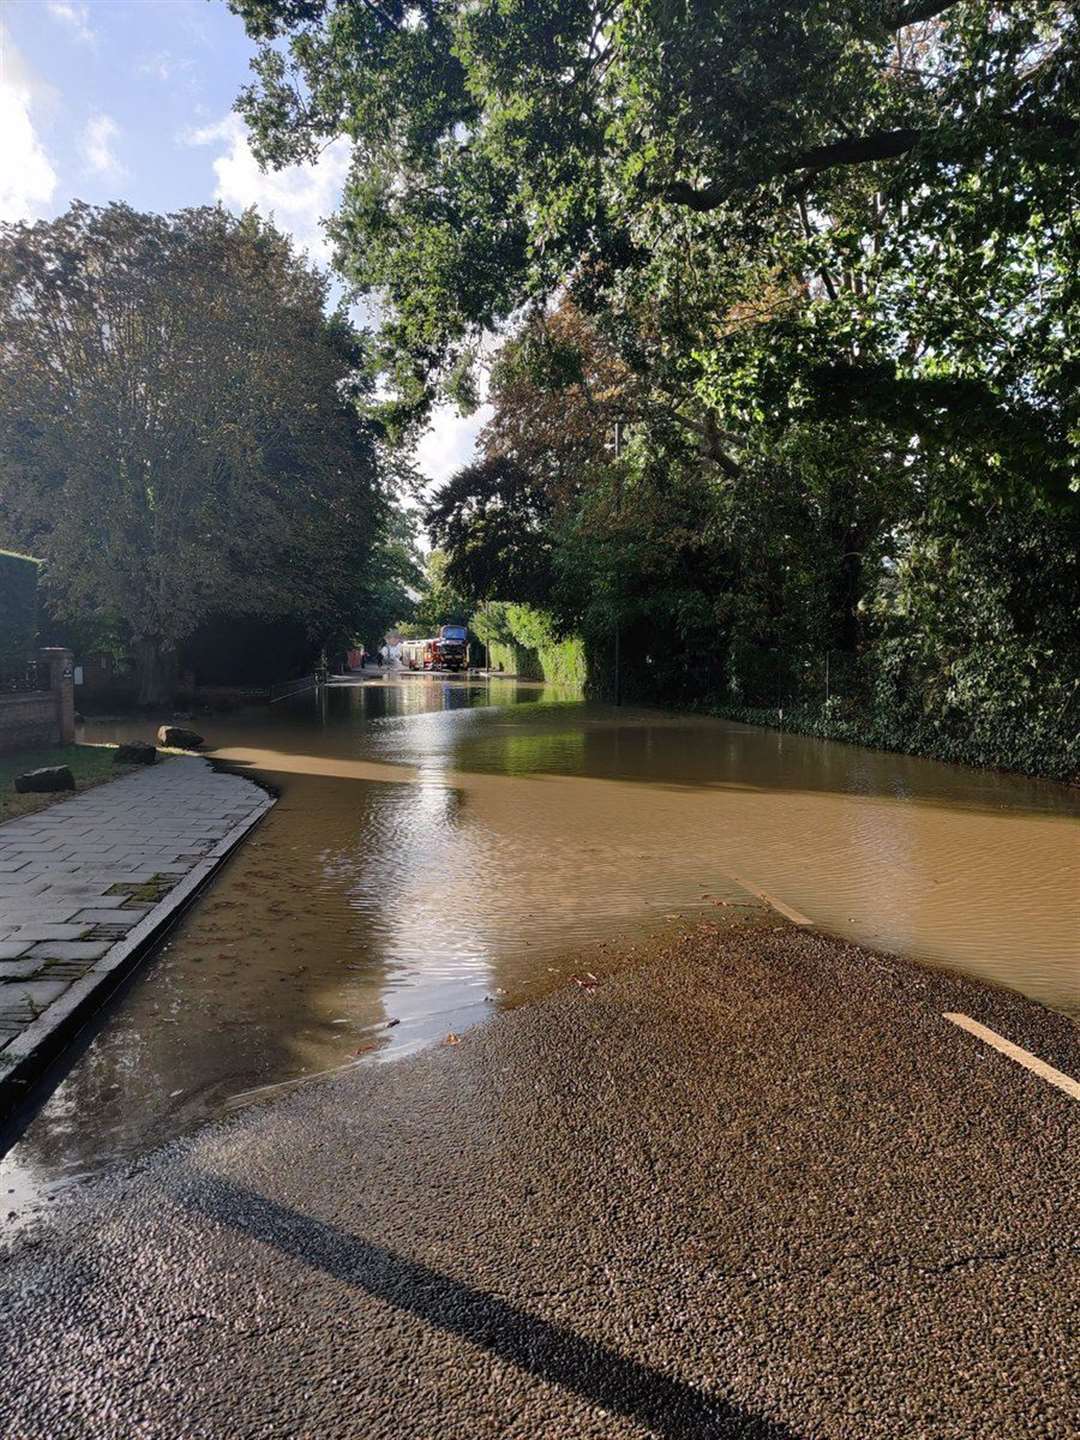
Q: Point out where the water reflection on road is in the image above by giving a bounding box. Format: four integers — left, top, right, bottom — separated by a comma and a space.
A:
2, 676, 1078, 1225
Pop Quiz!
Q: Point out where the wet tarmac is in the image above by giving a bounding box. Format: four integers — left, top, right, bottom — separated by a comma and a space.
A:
1, 676, 1077, 1227
1, 924, 1077, 1439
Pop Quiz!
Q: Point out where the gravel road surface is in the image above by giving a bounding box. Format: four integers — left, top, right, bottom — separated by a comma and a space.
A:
1, 924, 1077, 1439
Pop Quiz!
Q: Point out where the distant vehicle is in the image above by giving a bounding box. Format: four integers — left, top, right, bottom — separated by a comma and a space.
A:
435, 624, 468, 671
400, 625, 469, 672
400, 638, 430, 671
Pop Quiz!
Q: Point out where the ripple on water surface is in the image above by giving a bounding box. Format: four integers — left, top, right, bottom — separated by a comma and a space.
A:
2, 676, 1078, 1229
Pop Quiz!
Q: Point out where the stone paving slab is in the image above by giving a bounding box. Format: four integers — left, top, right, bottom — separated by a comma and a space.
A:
0, 756, 274, 1114
27, 940, 111, 961
69, 908, 144, 927
17, 924, 92, 942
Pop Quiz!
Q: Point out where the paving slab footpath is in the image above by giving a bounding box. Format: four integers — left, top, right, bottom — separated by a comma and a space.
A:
0, 756, 273, 1113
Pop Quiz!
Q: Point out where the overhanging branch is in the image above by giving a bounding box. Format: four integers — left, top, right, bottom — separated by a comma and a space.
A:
665, 129, 922, 210
664, 110, 1077, 212
887, 0, 964, 27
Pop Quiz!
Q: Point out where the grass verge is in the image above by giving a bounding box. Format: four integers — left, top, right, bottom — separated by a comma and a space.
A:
0, 743, 138, 823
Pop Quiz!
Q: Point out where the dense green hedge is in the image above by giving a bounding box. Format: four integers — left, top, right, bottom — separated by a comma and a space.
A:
0, 549, 40, 667
698, 699, 1079, 784
473, 602, 586, 688
486, 639, 536, 677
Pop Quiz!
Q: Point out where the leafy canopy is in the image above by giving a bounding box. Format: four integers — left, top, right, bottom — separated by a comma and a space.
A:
0, 202, 391, 696
232, 0, 1078, 494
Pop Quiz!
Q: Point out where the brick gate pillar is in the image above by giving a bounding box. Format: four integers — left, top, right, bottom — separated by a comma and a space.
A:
39, 647, 75, 744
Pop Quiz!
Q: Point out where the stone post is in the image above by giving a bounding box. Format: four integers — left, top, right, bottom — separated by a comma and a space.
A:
39, 647, 75, 745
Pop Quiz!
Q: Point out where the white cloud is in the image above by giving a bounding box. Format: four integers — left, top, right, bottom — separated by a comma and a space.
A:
188, 114, 486, 492
0, 29, 58, 223
46, 2, 95, 46
187, 114, 351, 266
415, 404, 491, 490
137, 52, 174, 83
81, 113, 125, 178
136, 51, 195, 86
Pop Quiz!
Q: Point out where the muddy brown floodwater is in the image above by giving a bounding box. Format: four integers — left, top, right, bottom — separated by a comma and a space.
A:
2, 676, 1078, 1226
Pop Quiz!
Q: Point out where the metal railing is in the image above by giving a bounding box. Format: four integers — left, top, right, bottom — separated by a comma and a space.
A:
0, 659, 45, 695
268, 673, 320, 704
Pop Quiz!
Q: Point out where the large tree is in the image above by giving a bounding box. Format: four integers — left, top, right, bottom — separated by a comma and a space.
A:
229, 0, 1080, 772
230, 0, 1078, 485
425, 300, 638, 607
0, 202, 388, 703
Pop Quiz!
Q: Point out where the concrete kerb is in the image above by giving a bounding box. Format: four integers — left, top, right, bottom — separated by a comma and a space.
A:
0, 786, 275, 1119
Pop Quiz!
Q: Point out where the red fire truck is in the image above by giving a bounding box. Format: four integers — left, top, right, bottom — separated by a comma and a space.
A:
400, 625, 469, 671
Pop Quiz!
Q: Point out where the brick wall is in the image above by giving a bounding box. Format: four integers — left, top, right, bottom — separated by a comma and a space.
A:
0, 648, 74, 755
0, 692, 59, 753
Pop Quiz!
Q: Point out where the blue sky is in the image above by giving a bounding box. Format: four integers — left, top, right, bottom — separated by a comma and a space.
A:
0, 0, 484, 486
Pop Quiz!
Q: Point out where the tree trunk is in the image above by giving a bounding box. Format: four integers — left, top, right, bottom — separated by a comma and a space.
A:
134, 637, 178, 708
837, 535, 863, 656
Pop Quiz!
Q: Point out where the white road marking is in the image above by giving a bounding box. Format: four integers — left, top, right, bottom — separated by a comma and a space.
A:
944, 1013, 1080, 1101
729, 875, 812, 927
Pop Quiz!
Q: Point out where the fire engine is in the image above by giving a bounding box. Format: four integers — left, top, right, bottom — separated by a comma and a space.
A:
400, 624, 469, 671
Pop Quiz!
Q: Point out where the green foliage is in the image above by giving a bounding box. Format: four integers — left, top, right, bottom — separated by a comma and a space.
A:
408, 550, 471, 635
486, 640, 524, 675
0, 550, 40, 666
235, 0, 1080, 775
426, 458, 554, 604
352, 504, 426, 651
233, 0, 1079, 479
0, 744, 140, 821
470, 600, 586, 686
702, 699, 1078, 784
505, 604, 587, 686
469, 601, 534, 676
469, 599, 516, 650
536, 635, 588, 688
0, 202, 398, 703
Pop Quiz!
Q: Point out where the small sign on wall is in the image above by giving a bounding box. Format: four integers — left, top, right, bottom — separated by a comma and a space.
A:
73, 666, 84, 686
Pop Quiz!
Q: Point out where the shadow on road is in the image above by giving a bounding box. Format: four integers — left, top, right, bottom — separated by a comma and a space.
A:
172, 1169, 803, 1439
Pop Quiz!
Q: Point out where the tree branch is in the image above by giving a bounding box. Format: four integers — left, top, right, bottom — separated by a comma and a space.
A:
887, 0, 963, 28
665, 130, 922, 210
664, 110, 1077, 212
796, 195, 839, 302
699, 410, 742, 476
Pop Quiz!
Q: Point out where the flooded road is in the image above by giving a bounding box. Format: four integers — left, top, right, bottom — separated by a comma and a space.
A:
2, 676, 1078, 1225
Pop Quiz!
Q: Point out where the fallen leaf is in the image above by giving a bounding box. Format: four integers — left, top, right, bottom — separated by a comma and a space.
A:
445, 1032, 460, 1045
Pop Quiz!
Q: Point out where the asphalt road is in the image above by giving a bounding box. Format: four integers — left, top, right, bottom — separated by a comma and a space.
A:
1, 924, 1077, 1439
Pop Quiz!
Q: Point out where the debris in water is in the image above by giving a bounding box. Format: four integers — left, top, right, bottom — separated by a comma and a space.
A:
169, 1089, 184, 1098
386, 1018, 400, 1028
